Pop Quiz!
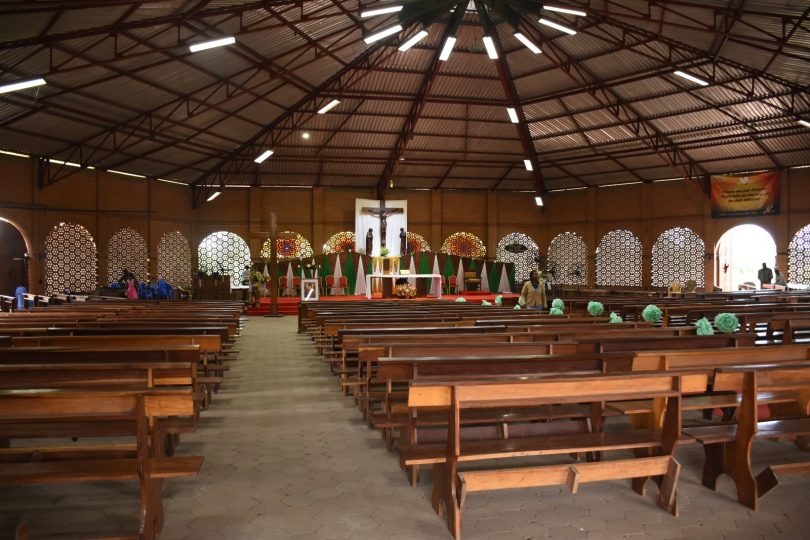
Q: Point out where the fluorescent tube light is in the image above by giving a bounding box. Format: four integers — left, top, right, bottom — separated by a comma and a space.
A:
482, 36, 498, 60
317, 99, 341, 114
49, 158, 81, 168
364, 24, 402, 44
189, 36, 236, 53
0, 149, 30, 158
207, 191, 221, 202
535, 195, 544, 206
514, 32, 541, 54
673, 70, 709, 86
399, 30, 428, 51
0, 78, 47, 95
157, 178, 188, 186
507, 107, 519, 123
254, 150, 274, 164
108, 169, 146, 179
439, 36, 456, 61
524, 159, 533, 171
797, 119, 810, 129
543, 6, 587, 16
360, 5, 403, 18
539, 18, 577, 35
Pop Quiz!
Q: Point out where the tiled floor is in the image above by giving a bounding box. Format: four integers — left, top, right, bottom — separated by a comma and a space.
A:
2, 316, 810, 539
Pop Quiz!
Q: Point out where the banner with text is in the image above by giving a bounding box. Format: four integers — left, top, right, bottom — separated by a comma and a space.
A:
710, 171, 780, 218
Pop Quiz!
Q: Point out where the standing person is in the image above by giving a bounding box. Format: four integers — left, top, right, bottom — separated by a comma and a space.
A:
519, 270, 547, 311
125, 272, 139, 300
240, 265, 251, 302
757, 262, 773, 287
774, 268, 787, 287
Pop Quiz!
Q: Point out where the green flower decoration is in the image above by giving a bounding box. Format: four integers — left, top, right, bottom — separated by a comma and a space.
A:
513, 304, 522, 310
714, 313, 739, 333
549, 307, 564, 316
695, 317, 714, 336
481, 300, 492, 306
587, 301, 605, 316
494, 295, 503, 306
454, 297, 466, 303
642, 304, 663, 324
609, 312, 623, 323
551, 298, 565, 311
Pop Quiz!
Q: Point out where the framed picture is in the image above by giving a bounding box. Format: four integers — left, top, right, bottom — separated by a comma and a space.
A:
301, 278, 319, 301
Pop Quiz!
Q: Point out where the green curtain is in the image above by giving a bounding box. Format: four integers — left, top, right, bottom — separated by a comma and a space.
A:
489, 262, 500, 293
442, 255, 455, 280
320, 255, 332, 295
468, 258, 478, 271
400, 256, 408, 270
417, 253, 431, 274
344, 253, 356, 294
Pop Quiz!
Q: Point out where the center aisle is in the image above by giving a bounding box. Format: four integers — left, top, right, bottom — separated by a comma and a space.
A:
161, 316, 448, 540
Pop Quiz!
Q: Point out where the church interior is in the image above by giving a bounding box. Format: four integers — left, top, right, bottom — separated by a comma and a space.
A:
1, 1, 810, 539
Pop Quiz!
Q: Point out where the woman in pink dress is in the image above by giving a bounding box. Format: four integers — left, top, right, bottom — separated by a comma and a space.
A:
126, 274, 139, 300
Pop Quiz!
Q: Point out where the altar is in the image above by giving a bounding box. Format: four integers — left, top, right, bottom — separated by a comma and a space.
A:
366, 273, 442, 299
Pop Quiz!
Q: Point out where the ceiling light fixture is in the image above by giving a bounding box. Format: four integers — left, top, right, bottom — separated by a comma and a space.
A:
108, 169, 146, 179
254, 149, 274, 163
361, 5, 403, 18
302, 132, 311, 140
524, 159, 533, 171
482, 36, 498, 59
514, 32, 542, 54
797, 119, 810, 129
507, 107, 519, 123
49, 158, 81, 168
0, 149, 30, 158
317, 99, 341, 114
673, 70, 710, 86
439, 36, 456, 61
534, 195, 544, 206
399, 29, 429, 51
207, 191, 221, 202
364, 24, 403, 44
188, 36, 236, 53
538, 18, 577, 35
543, 6, 587, 17
157, 178, 187, 186
0, 77, 47, 95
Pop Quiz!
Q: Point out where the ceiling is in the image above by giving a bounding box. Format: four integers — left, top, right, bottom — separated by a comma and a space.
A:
0, 0, 808, 206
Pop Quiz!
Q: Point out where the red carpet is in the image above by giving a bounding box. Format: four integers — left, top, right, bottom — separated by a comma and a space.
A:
245, 293, 519, 316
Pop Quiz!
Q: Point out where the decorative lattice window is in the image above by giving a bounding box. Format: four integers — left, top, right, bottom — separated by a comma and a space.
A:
260, 231, 314, 260
158, 231, 192, 289
323, 232, 356, 254
596, 230, 642, 287
651, 227, 705, 287
406, 232, 431, 253
198, 231, 251, 278
106, 227, 148, 284
789, 224, 810, 285
44, 222, 97, 294
548, 232, 588, 285
496, 232, 539, 283
440, 232, 486, 258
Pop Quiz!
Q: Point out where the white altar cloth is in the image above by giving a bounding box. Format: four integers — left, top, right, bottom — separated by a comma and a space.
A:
365, 273, 443, 300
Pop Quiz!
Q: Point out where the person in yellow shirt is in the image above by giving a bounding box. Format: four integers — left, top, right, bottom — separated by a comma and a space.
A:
520, 270, 547, 310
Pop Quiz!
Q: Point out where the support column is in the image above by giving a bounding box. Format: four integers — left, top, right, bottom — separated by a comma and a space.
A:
312, 187, 324, 251
587, 188, 597, 287
486, 191, 497, 258
248, 186, 262, 259
431, 190, 442, 251
703, 194, 715, 292
775, 169, 790, 275
641, 183, 652, 287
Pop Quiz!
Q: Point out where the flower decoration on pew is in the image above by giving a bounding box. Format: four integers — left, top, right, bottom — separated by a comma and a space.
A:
714, 313, 739, 334
513, 304, 522, 310
481, 300, 492, 306
455, 297, 466, 302
642, 304, 663, 324
587, 301, 605, 317
695, 317, 714, 336
551, 298, 565, 311
609, 312, 623, 323
494, 295, 503, 306
394, 283, 417, 298
549, 307, 564, 316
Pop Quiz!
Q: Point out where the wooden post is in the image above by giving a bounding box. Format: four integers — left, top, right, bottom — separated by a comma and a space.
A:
266, 213, 281, 317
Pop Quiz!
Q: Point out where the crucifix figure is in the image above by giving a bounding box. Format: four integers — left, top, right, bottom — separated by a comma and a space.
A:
361, 200, 403, 253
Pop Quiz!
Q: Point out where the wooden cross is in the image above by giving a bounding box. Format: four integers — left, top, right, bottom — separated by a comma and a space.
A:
361, 200, 403, 249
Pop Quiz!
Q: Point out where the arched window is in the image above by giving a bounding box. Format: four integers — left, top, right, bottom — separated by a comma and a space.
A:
440, 232, 486, 258
106, 227, 148, 284
322, 232, 356, 254
789, 224, 810, 285
406, 232, 431, 253
198, 231, 250, 278
496, 232, 539, 283
547, 232, 588, 285
596, 230, 642, 287
45, 222, 97, 294
260, 231, 314, 260
651, 227, 705, 287
158, 231, 192, 289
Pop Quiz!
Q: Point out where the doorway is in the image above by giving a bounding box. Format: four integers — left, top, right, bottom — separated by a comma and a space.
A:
715, 224, 776, 291
0, 218, 29, 296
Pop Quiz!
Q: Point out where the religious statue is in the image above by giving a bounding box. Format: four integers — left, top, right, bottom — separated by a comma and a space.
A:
399, 228, 407, 257
365, 228, 373, 255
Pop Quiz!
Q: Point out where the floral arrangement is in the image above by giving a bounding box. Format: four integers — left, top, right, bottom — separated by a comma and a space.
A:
642, 304, 663, 324
551, 298, 565, 311
513, 304, 522, 310
249, 270, 266, 284
380, 246, 390, 256
481, 300, 492, 306
695, 317, 714, 335
494, 295, 503, 306
395, 283, 417, 298
587, 301, 605, 316
714, 313, 739, 333
455, 297, 466, 303
609, 312, 623, 323
549, 307, 564, 316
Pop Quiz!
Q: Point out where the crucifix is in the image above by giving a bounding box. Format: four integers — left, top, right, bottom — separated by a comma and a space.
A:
361, 200, 403, 252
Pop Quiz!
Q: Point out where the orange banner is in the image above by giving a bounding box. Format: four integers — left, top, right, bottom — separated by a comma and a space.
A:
710, 171, 780, 217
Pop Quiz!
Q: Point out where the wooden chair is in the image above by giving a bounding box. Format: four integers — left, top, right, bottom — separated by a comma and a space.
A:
338, 276, 349, 295
463, 271, 481, 291
667, 279, 683, 297
325, 275, 336, 295
292, 276, 302, 296
443, 276, 458, 295
279, 276, 288, 295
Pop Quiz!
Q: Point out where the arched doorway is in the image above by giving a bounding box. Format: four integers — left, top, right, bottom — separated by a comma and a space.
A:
0, 218, 29, 296
715, 224, 776, 291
